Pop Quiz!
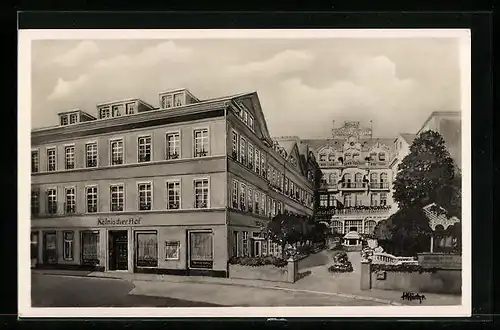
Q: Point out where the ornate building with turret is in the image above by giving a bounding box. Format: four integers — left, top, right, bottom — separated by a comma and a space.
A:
301, 121, 396, 247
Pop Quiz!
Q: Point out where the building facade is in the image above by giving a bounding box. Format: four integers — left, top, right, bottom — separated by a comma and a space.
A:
30, 89, 318, 277
303, 121, 396, 246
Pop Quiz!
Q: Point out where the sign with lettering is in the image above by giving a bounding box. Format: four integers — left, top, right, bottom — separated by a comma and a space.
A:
190, 260, 213, 269
97, 217, 141, 226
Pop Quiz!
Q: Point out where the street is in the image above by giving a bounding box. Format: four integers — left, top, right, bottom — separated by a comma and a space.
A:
31, 273, 222, 307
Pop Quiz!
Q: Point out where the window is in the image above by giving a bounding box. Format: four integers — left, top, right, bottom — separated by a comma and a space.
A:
85, 143, 98, 167
261, 193, 266, 215
194, 129, 209, 157
344, 173, 352, 187
189, 231, 213, 269
247, 187, 253, 213
232, 232, 239, 257
47, 148, 56, 171
31, 189, 39, 215
319, 153, 326, 161
166, 181, 180, 209
81, 231, 99, 265
63, 231, 74, 260
371, 193, 379, 206
379, 152, 386, 161
345, 220, 363, 233
165, 132, 180, 160
232, 180, 238, 208
239, 137, 247, 165
248, 115, 254, 131
99, 107, 111, 119
138, 136, 152, 163
112, 105, 123, 117
86, 186, 98, 213
355, 193, 363, 206
380, 192, 387, 206
165, 241, 180, 260
328, 153, 335, 161
248, 143, 254, 169
243, 111, 248, 126
110, 184, 124, 211
31, 151, 39, 173
261, 154, 266, 177
110, 139, 124, 165
344, 193, 352, 207
255, 149, 260, 173
65, 187, 76, 214
161, 95, 173, 108
239, 183, 246, 210
320, 195, 328, 207
136, 232, 158, 267
231, 131, 239, 159
271, 199, 276, 217
242, 231, 249, 257
65, 146, 75, 170
284, 178, 289, 195
355, 173, 363, 187
138, 182, 152, 210
332, 221, 343, 235
60, 115, 68, 126
255, 190, 260, 214
277, 201, 282, 214
380, 172, 388, 182
47, 188, 57, 214
69, 114, 78, 124
194, 179, 209, 208
173, 93, 183, 107
126, 102, 135, 115
43, 232, 57, 264
31, 231, 38, 260
364, 220, 376, 235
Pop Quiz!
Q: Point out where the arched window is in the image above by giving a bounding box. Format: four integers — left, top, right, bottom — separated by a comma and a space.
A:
329, 173, 337, 183
331, 221, 343, 235
380, 172, 388, 182
379, 152, 386, 161
370, 172, 378, 182
355, 173, 363, 182
344, 173, 352, 182
364, 220, 376, 234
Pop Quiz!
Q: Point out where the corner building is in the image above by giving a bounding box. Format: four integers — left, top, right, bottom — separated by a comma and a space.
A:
30, 89, 318, 277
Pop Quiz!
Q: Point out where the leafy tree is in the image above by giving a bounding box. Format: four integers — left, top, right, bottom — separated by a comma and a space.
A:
388, 207, 432, 256
266, 211, 304, 259
393, 130, 461, 218
373, 218, 394, 253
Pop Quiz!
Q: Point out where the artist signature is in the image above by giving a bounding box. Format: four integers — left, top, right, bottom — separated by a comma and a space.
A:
401, 292, 427, 304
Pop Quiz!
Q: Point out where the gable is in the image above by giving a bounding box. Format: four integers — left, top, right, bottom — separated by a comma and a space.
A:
233, 93, 273, 145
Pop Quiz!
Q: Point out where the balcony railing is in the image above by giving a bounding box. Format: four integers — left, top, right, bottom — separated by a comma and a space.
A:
341, 182, 367, 189
320, 182, 338, 190
318, 160, 340, 167
316, 205, 392, 217
369, 182, 390, 189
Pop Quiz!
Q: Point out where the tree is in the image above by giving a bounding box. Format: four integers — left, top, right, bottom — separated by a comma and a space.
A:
266, 211, 304, 259
388, 207, 432, 256
393, 130, 461, 218
373, 218, 394, 253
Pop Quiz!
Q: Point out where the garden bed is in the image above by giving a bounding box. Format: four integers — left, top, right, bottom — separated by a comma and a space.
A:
328, 250, 354, 273
228, 256, 292, 282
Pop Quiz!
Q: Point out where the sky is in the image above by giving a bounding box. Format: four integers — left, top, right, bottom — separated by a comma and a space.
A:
31, 37, 462, 139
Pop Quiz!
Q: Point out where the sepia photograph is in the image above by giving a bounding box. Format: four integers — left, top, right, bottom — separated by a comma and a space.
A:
18, 29, 471, 318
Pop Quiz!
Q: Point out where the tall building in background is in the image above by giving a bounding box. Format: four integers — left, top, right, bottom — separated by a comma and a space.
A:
30, 89, 319, 277
302, 121, 396, 248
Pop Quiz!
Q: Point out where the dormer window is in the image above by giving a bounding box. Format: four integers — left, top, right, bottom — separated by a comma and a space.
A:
173, 93, 183, 107
161, 95, 173, 109
69, 114, 78, 124
248, 115, 254, 131
60, 115, 68, 126
126, 102, 136, 115
112, 105, 123, 117
99, 107, 111, 119
379, 152, 386, 161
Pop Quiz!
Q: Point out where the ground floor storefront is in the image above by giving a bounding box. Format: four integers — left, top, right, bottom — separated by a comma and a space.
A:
31, 212, 230, 277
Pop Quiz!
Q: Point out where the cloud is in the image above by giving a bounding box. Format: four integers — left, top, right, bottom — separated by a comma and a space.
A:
95, 41, 192, 69
47, 75, 89, 101
52, 41, 99, 67
226, 50, 315, 77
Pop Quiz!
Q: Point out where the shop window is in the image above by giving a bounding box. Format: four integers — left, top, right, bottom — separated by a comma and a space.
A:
165, 241, 180, 260
43, 231, 57, 264
189, 231, 213, 269
136, 232, 158, 267
81, 231, 99, 265
63, 231, 74, 260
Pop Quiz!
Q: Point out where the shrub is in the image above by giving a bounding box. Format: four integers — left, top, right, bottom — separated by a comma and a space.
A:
371, 263, 438, 274
228, 256, 287, 268
328, 261, 353, 273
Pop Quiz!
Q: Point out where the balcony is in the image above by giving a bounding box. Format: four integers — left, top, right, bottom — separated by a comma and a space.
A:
320, 182, 339, 190
369, 182, 390, 190
315, 205, 392, 218
341, 182, 367, 190
318, 160, 340, 168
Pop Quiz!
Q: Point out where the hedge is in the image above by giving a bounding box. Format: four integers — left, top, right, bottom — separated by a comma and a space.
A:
228, 256, 288, 268
371, 263, 439, 274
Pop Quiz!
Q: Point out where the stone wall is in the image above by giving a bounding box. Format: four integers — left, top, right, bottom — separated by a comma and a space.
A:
228, 258, 298, 283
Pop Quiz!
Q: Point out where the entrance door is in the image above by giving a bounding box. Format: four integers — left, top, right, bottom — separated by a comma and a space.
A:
43, 231, 57, 264
108, 231, 128, 271
254, 240, 262, 257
